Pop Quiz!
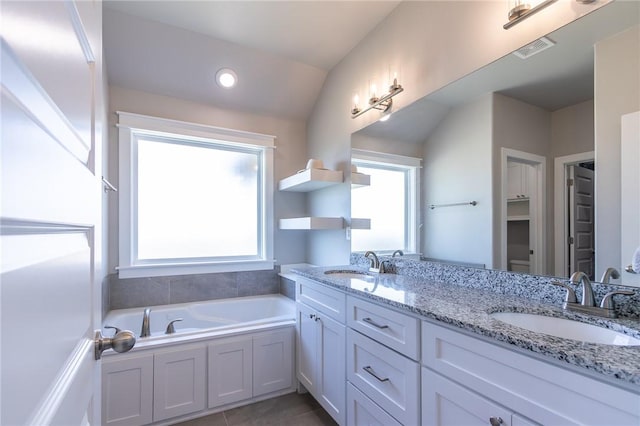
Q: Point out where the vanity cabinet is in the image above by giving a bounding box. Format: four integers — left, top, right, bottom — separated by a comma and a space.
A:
422, 321, 640, 425
296, 277, 346, 425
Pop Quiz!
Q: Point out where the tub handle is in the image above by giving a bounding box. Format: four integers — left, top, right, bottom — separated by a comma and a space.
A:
104, 325, 122, 335
165, 318, 183, 335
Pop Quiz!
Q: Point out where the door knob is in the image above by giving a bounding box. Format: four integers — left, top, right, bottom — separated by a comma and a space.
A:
95, 329, 136, 360
489, 417, 504, 426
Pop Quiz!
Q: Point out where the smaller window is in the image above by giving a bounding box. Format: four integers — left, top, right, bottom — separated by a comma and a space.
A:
351, 149, 421, 254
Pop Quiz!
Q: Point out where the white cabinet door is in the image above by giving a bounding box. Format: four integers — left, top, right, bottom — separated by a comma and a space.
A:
422, 368, 513, 426
208, 337, 253, 408
102, 354, 154, 426
253, 328, 294, 396
297, 300, 346, 426
297, 302, 318, 392
317, 313, 346, 426
153, 346, 206, 422
507, 162, 530, 199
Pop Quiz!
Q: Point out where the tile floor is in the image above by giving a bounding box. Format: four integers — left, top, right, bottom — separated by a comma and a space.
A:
173, 392, 338, 426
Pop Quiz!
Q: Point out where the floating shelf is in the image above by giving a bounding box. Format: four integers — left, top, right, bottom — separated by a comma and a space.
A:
507, 215, 530, 221
351, 218, 371, 230
351, 172, 370, 188
279, 217, 344, 230
507, 197, 529, 203
279, 168, 343, 192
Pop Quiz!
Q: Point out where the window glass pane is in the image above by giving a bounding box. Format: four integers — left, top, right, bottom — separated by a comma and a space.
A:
137, 139, 258, 260
352, 165, 406, 252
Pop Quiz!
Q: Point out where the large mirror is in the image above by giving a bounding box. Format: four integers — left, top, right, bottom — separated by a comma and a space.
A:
350, 1, 640, 285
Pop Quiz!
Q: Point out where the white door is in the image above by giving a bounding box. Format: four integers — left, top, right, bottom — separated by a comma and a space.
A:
1, 1, 104, 425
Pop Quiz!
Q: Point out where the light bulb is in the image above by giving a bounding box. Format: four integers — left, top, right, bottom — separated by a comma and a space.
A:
353, 94, 360, 108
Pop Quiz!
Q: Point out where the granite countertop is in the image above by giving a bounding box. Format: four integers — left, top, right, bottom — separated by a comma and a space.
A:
292, 265, 640, 391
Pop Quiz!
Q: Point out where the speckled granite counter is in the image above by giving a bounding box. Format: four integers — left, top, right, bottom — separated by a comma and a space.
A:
292, 264, 640, 391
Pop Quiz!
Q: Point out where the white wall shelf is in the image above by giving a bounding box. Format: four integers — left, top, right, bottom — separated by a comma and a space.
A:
351, 172, 370, 188
279, 168, 343, 192
279, 217, 344, 230
507, 215, 530, 221
351, 218, 371, 230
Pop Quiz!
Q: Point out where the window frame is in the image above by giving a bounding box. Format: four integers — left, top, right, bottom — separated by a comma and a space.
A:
351, 149, 421, 255
117, 112, 275, 278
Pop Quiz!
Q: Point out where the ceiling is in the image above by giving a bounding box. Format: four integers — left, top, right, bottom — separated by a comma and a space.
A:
103, 1, 401, 120
357, 0, 640, 144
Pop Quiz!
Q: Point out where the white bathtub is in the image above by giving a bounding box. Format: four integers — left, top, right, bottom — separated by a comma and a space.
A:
103, 294, 296, 346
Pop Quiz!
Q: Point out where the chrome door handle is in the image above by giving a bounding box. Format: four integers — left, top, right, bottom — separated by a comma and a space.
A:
362, 365, 389, 382
95, 329, 136, 360
362, 317, 389, 329
489, 417, 503, 426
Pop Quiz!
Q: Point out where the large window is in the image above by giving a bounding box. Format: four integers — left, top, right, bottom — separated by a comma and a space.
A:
351, 149, 420, 254
118, 112, 274, 278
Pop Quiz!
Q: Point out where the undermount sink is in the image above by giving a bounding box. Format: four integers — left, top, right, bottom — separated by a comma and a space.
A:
324, 270, 375, 281
490, 312, 640, 346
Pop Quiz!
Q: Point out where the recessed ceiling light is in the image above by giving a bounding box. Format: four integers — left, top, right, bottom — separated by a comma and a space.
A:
216, 68, 237, 88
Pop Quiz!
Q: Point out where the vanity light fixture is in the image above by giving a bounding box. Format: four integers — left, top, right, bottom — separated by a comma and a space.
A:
351, 77, 403, 119
504, 0, 557, 29
216, 68, 238, 88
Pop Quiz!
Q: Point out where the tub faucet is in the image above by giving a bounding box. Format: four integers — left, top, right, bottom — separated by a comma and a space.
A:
140, 308, 151, 338
600, 267, 620, 284
570, 271, 594, 306
392, 250, 404, 258
364, 251, 379, 272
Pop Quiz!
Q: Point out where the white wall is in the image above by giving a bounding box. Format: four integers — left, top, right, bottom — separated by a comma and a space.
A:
107, 86, 308, 272
551, 100, 594, 159
595, 25, 640, 278
306, 0, 610, 265
423, 94, 493, 267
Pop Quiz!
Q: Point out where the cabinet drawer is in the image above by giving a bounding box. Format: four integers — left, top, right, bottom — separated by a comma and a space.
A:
422, 321, 640, 425
347, 329, 419, 426
296, 277, 346, 322
347, 382, 401, 426
347, 296, 419, 360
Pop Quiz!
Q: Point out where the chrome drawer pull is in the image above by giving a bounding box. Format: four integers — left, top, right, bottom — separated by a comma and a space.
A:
362, 317, 389, 329
363, 365, 389, 382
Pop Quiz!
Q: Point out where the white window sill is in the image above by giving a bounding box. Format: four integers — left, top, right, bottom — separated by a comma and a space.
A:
116, 260, 275, 279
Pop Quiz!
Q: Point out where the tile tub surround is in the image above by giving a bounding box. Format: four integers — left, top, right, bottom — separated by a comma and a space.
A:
350, 253, 640, 318
293, 263, 640, 389
107, 267, 281, 311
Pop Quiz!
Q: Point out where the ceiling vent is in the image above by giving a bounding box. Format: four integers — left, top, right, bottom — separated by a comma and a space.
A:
513, 36, 556, 59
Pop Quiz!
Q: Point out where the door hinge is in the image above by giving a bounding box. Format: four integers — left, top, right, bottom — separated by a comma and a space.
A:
567, 178, 574, 187
568, 236, 574, 245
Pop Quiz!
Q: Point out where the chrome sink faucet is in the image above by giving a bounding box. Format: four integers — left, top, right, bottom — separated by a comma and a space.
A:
140, 308, 151, 338
600, 267, 620, 284
570, 271, 595, 306
364, 251, 380, 272
553, 272, 635, 318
